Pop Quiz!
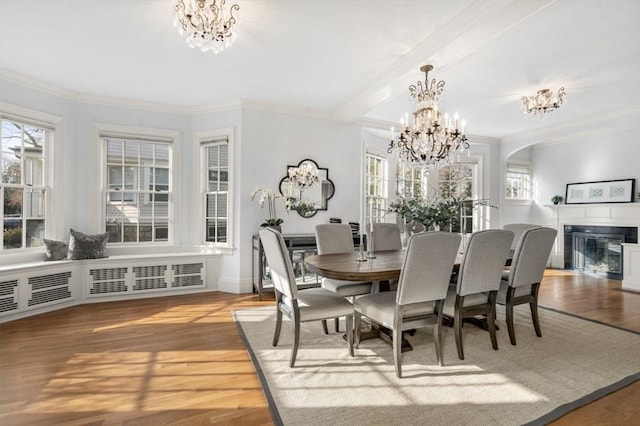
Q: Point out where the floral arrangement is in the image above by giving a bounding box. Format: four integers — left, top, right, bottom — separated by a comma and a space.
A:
291, 199, 318, 217
250, 187, 286, 227
389, 194, 496, 231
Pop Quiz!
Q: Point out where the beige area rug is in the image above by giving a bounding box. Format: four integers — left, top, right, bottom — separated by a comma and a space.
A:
234, 305, 640, 426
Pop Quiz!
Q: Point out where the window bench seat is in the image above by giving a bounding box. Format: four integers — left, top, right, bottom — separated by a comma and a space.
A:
0, 252, 217, 323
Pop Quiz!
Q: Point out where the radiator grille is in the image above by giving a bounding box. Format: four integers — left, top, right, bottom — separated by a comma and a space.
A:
173, 263, 203, 275
132, 265, 168, 291
133, 265, 167, 278
30, 271, 72, 290
90, 267, 127, 281
172, 263, 204, 288
133, 278, 167, 291
0, 280, 18, 313
28, 272, 73, 306
173, 275, 204, 287
89, 267, 129, 295
90, 281, 127, 294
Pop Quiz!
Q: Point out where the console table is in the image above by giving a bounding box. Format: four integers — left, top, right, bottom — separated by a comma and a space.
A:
251, 233, 364, 300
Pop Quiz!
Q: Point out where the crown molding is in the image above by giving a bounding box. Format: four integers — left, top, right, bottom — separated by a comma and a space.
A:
238, 99, 331, 120
505, 105, 640, 147
0, 68, 79, 100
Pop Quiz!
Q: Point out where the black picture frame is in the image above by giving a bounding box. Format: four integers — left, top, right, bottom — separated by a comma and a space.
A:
565, 178, 635, 204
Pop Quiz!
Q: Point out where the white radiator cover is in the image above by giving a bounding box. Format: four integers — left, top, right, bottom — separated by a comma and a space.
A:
0, 254, 212, 322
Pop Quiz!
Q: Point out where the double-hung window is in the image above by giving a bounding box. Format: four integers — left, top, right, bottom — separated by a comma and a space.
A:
505, 161, 532, 202
365, 152, 387, 227
396, 161, 427, 200
437, 163, 475, 233
103, 137, 172, 243
201, 135, 230, 246
1, 117, 49, 250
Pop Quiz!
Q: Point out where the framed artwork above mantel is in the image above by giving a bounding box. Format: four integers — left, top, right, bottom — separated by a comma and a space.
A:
565, 178, 635, 204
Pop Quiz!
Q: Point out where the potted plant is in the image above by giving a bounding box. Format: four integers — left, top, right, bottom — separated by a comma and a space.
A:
250, 187, 286, 231
551, 195, 564, 205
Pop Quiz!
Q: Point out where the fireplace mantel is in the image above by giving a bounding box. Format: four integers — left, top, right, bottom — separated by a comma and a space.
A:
548, 203, 640, 288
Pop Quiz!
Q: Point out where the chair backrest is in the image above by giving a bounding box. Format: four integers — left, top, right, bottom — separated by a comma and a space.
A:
456, 229, 514, 296
503, 223, 540, 251
369, 222, 402, 251
259, 228, 297, 300
397, 231, 461, 305
508, 227, 557, 288
315, 223, 355, 255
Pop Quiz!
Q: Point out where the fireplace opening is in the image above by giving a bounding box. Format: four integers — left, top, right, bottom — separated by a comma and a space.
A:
564, 225, 638, 280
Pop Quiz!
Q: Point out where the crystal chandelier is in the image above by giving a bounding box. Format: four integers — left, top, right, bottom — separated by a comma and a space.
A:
388, 65, 468, 169
173, 0, 239, 53
288, 160, 319, 190
521, 87, 567, 117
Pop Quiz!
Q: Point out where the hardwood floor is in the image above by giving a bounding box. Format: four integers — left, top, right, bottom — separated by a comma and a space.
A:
1, 270, 638, 425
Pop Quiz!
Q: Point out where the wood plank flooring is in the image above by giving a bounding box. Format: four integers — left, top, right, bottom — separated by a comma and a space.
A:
1, 270, 638, 425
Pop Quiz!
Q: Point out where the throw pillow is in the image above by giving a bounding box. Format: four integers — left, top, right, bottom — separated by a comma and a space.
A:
67, 228, 109, 260
43, 239, 69, 261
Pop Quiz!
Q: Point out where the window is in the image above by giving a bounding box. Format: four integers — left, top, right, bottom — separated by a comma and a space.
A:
396, 161, 427, 200
202, 137, 229, 245
505, 162, 532, 201
103, 138, 171, 243
1, 118, 49, 251
437, 163, 475, 233
365, 152, 387, 227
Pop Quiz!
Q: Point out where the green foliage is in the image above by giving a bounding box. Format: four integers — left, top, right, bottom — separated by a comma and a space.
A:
389, 196, 496, 231
551, 195, 564, 204
261, 218, 283, 227
293, 200, 317, 217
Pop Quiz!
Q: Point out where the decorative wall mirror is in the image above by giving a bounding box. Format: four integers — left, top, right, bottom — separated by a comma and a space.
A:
279, 159, 335, 218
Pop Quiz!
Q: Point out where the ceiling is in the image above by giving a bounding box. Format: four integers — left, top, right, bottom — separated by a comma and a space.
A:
1, 0, 639, 139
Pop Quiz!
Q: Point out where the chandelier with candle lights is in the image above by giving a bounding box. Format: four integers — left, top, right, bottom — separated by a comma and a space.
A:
521, 87, 567, 117
288, 159, 319, 190
173, 0, 239, 53
388, 65, 468, 169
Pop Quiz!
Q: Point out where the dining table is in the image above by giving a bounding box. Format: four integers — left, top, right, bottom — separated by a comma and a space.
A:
304, 248, 510, 351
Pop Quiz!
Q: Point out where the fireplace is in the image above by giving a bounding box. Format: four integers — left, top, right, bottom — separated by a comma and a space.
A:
564, 225, 638, 279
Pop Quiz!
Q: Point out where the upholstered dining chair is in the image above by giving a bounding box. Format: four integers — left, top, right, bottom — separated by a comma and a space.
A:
259, 228, 354, 367
354, 231, 461, 378
369, 222, 403, 251
497, 226, 557, 345
502, 223, 540, 251
368, 222, 403, 291
315, 224, 373, 332
443, 229, 514, 360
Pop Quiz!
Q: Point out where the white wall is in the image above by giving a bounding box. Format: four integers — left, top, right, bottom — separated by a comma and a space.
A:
10, 76, 635, 294
500, 107, 640, 227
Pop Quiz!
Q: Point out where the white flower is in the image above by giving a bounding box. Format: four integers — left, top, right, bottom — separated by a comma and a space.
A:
250, 187, 285, 220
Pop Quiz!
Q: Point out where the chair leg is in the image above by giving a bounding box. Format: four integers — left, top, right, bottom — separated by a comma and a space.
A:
290, 319, 300, 368
531, 283, 542, 338
322, 319, 329, 335
530, 300, 542, 337
273, 307, 283, 346
434, 302, 444, 366
454, 296, 465, 360
346, 315, 354, 357
354, 312, 361, 348
506, 297, 516, 346
393, 326, 402, 378
334, 317, 340, 333
488, 308, 499, 351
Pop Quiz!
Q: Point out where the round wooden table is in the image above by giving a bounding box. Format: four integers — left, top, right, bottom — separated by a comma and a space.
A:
304, 250, 405, 283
